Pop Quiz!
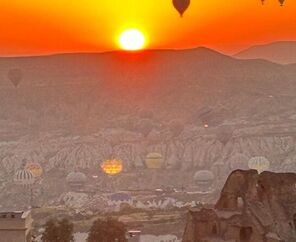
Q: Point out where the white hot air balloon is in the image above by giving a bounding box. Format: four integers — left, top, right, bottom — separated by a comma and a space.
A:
248, 156, 270, 174
194, 170, 215, 192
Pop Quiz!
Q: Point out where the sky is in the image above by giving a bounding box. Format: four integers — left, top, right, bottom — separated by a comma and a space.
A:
1, 0, 296, 56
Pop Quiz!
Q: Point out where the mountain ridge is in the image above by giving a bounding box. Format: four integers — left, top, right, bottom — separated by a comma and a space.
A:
0, 46, 228, 59
234, 41, 296, 64
0, 46, 295, 127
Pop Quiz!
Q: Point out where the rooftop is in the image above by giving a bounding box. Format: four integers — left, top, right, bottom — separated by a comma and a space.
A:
0, 211, 30, 219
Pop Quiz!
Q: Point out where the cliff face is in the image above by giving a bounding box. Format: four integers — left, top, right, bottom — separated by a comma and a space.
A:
1, 130, 296, 180
183, 170, 296, 242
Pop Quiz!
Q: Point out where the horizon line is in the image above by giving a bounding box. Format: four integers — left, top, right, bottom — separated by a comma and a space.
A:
0, 39, 295, 58
0, 46, 223, 59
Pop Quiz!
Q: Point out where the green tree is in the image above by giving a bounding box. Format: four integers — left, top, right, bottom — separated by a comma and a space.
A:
41, 218, 74, 242
87, 218, 127, 242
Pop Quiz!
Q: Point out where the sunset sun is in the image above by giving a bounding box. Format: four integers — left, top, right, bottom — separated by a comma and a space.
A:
118, 29, 146, 51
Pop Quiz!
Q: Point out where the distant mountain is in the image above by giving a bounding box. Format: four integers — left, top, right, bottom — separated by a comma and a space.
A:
234, 41, 296, 64
0, 47, 295, 130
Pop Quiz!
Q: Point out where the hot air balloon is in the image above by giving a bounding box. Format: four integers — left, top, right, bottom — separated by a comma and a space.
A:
101, 159, 123, 175
248, 156, 270, 174
66, 171, 87, 189
145, 153, 164, 189
110, 192, 132, 203
211, 161, 225, 177
8, 69, 22, 88
173, 0, 190, 17
279, 0, 285, 6
25, 162, 43, 178
169, 120, 184, 137
193, 170, 215, 192
145, 153, 164, 169
216, 126, 234, 146
14, 169, 35, 186
136, 119, 154, 137
229, 153, 249, 171
261, 0, 285, 6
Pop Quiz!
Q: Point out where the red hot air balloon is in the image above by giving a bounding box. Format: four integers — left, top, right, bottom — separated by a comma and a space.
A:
173, 0, 190, 17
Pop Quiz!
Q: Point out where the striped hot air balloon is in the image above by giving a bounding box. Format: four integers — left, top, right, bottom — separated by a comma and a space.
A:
14, 169, 35, 186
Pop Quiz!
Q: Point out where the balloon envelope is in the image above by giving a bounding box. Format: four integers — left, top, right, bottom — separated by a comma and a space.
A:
173, 0, 190, 17
217, 127, 233, 146
8, 69, 22, 88
229, 153, 249, 171
169, 120, 184, 137
101, 159, 123, 175
14, 169, 35, 186
248, 156, 270, 173
66, 171, 87, 184
145, 153, 164, 169
194, 170, 215, 183
110, 192, 132, 202
25, 162, 43, 178
193, 170, 215, 192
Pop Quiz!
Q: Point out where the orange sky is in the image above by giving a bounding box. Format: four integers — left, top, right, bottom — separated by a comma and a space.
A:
1, 0, 296, 56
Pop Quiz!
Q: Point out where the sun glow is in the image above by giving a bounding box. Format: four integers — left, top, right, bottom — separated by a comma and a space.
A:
118, 29, 146, 51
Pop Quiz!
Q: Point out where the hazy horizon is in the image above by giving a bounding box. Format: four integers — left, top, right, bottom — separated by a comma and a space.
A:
0, 39, 295, 58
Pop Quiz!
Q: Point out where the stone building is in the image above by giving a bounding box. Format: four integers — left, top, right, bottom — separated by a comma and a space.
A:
182, 170, 296, 242
0, 211, 33, 242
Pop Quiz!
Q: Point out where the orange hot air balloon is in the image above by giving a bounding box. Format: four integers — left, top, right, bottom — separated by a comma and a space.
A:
101, 159, 123, 175
25, 162, 43, 178
173, 0, 190, 17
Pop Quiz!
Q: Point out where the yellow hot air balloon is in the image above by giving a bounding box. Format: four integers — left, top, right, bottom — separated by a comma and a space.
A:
25, 162, 43, 178
101, 159, 123, 175
145, 153, 164, 169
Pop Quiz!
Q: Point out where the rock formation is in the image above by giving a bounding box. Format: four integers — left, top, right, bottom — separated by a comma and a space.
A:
182, 170, 296, 242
